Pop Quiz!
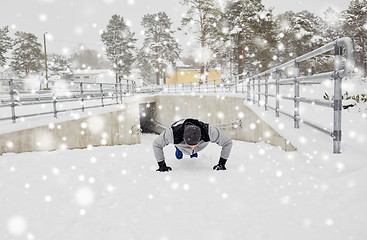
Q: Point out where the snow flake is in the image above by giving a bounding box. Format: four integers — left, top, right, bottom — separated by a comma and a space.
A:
325, 218, 334, 226
258, 149, 265, 155
276, 170, 283, 177
5, 141, 14, 149
45, 195, 52, 202
217, 111, 224, 119
299, 136, 307, 144
208, 176, 216, 184
302, 218, 312, 228
221, 193, 228, 199
171, 182, 179, 190
250, 123, 256, 130
90, 157, 97, 163
52, 168, 60, 175
88, 177, 95, 184
336, 162, 345, 172
75, 187, 95, 207
183, 184, 190, 191
7, 216, 28, 236
106, 184, 116, 193
26, 233, 35, 240
281, 195, 291, 205
39, 13, 47, 22
80, 209, 86, 215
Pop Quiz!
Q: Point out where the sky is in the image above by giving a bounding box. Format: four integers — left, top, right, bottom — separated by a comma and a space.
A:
0, 0, 352, 57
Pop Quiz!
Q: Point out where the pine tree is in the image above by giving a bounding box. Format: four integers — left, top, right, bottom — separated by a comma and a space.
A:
0, 26, 13, 67
275, 11, 328, 74
343, 0, 367, 76
322, 7, 344, 41
137, 12, 181, 85
70, 47, 110, 70
180, 0, 222, 82
48, 53, 73, 79
101, 15, 137, 83
225, 0, 277, 75
10, 31, 43, 78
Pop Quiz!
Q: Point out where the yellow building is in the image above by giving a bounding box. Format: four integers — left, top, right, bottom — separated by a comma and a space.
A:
165, 62, 221, 84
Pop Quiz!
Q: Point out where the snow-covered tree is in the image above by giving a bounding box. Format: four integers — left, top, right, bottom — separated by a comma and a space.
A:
70, 47, 110, 70
275, 11, 329, 75
342, 0, 367, 76
137, 12, 181, 85
101, 14, 137, 83
322, 7, 344, 41
0, 26, 12, 67
10, 31, 43, 78
48, 53, 73, 79
225, 0, 277, 75
180, 0, 222, 81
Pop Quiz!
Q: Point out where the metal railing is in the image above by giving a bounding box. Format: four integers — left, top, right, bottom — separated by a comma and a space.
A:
0, 79, 136, 123
237, 37, 355, 154
134, 38, 355, 154
1, 37, 355, 154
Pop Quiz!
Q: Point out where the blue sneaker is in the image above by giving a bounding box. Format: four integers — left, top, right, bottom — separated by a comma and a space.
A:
190, 153, 198, 158
175, 147, 183, 160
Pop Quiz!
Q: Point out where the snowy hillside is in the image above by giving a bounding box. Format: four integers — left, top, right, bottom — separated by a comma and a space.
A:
1, 134, 366, 240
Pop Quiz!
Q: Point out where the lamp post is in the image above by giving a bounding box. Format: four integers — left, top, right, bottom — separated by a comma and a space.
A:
43, 32, 49, 89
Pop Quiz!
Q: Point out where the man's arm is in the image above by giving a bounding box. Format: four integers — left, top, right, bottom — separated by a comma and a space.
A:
208, 125, 233, 159
208, 125, 233, 170
152, 128, 174, 163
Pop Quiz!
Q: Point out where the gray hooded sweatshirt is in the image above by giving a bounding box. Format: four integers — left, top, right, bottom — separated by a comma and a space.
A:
153, 123, 233, 163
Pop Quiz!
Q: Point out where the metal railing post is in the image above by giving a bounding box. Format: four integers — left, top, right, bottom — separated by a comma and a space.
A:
333, 45, 343, 154
119, 83, 123, 103
235, 75, 238, 93
114, 83, 118, 104
100, 83, 105, 107
52, 81, 57, 118
9, 79, 16, 123
252, 78, 256, 104
265, 74, 268, 110
257, 76, 261, 106
247, 78, 250, 101
275, 69, 280, 117
294, 61, 300, 128
80, 82, 84, 112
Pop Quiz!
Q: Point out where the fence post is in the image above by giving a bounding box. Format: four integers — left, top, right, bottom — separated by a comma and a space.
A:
275, 69, 280, 117
100, 83, 105, 107
80, 82, 84, 112
119, 83, 123, 103
247, 78, 250, 101
9, 79, 16, 123
52, 81, 57, 118
333, 44, 343, 154
265, 74, 268, 110
235, 75, 238, 93
114, 83, 119, 104
252, 78, 256, 104
257, 76, 261, 106
294, 61, 300, 128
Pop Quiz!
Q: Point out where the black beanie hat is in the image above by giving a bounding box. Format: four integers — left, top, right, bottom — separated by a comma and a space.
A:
183, 124, 201, 145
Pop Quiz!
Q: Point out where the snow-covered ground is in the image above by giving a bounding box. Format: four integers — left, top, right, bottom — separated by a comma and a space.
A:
1, 77, 366, 239
1, 134, 367, 240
